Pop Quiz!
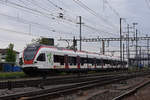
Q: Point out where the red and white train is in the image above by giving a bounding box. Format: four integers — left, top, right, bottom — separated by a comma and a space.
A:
21, 44, 128, 75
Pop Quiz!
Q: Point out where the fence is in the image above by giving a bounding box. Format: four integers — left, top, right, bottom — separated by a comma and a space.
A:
0, 62, 22, 72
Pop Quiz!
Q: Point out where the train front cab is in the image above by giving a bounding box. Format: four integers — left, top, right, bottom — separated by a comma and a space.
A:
22, 46, 54, 75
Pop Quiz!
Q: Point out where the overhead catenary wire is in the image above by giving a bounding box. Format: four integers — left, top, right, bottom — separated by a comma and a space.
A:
52, 0, 113, 32
0, 0, 135, 53
25, 0, 56, 14
0, 12, 79, 37
54, 0, 120, 36
0, 0, 121, 39
26, 1, 81, 34
55, 0, 118, 35
145, 0, 150, 10
20, 0, 79, 32
1, 0, 76, 25
73, 0, 118, 29
81, 16, 118, 33
18, 0, 28, 6
46, 0, 65, 11
0, 26, 77, 38
0, 12, 78, 37
0, 12, 55, 31
0, 27, 37, 36
1, 0, 115, 37
0, 0, 56, 20
83, 24, 118, 37
0, 1, 78, 32
104, 0, 121, 18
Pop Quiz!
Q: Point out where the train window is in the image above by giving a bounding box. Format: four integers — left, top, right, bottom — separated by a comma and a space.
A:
81, 59, 84, 66
93, 58, 96, 66
97, 59, 103, 66
73, 57, 76, 65
60, 56, 64, 65
96, 59, 99, 65
37, 53, 45, 61
88, 58, 94, 64
54, 55, 59, 62
69, 56, 76, 65
24, 45, 41, 60
54, 55, 64, 65
81, 57, 87, 65
103, 59, 109, 64
111, 60, 115, 66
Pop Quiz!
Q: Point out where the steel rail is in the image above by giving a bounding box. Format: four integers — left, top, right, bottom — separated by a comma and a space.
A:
0, 76, 123, 100
0, 71, 149, 100
112, 78, 150, 100
0, 71, 128, 90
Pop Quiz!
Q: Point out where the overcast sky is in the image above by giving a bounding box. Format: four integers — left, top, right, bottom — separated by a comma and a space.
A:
0, 0, 150, 57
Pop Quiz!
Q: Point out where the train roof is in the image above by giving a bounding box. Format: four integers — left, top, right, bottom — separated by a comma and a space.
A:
27, 44, 124, 62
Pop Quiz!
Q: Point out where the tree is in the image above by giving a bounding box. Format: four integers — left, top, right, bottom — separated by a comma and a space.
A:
5, 43, 16, 62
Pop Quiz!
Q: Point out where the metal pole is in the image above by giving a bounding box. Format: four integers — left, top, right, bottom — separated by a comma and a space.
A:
147, 34, 149, 67
79, 16, 82, 51
102, 40, 105, 55
77, 16, 84, 51
127, 24, 130, 67
148, 38, 150, 67
123, 43, 125, 68
133, 22, 138, 67
73, 36, 76, 50
143, 48, 144, 67
139, 46, 141, 69
120, 18, 122, 67
135, 29, 138, 67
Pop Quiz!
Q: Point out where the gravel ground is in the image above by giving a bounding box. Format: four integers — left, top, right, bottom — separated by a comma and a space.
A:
52, 76, 150, 100
123, 82, 150, 100
0, 87, 41, 96
0, 75, 149, 100
0, 84, 72, 97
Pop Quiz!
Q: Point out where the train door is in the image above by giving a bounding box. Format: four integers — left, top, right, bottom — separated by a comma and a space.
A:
94, 58, 96, 68
77, 56, 80, 69
36, 53, 47, 69
64, 55, 69, 69
86, 55, 88, 68
101, 59, 104, 69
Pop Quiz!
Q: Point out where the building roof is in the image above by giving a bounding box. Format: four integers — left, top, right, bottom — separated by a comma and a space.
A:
0, 49, 19, 54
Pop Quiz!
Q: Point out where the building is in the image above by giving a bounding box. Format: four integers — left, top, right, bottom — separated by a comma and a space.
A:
0, 49, 22, 72
0, 49, 19, 63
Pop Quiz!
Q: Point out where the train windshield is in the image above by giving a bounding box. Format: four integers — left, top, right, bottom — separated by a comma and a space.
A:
24, 45, 40, 60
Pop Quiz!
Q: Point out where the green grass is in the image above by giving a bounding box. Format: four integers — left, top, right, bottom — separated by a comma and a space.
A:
60, 72, 67, 75
0, 72, 25, 79
88, 71, 96, 74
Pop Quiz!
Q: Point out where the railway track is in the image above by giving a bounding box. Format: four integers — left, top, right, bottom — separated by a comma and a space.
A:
0, 71, 129, 90
0, 71, 149, 100
112, 77, 150, 100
